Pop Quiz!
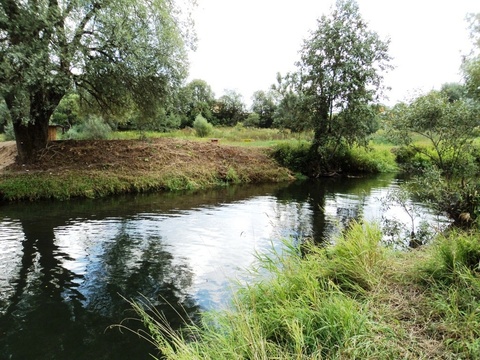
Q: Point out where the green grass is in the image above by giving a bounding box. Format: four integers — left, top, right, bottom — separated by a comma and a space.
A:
0, 133, 6, 141
109, 127, 314, 148
127, 222, 480, 359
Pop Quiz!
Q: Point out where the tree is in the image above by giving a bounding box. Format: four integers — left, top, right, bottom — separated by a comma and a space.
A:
295, 0, 391, 159
178, 79, 216, 127
440, 82, 467, 102
271, 72, 311, 132
388, 90, 479, 177
250, 90, 276, 128
212, 90, 247, 126
463, 13, 480, 102
50, 93, 82, 129
0, 0, 195, 162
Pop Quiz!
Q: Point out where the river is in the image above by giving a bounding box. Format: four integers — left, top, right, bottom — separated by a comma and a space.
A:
0, 175, 448, 359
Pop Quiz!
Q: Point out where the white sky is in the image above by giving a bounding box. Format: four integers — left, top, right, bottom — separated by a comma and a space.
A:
187, 0, 480, 107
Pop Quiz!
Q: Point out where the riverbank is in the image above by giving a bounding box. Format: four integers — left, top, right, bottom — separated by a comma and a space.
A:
133, 222, 480, 359
0, 139, 294, 202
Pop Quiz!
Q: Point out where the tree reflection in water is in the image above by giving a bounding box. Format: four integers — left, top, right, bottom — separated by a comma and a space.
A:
0, 218, 199, 360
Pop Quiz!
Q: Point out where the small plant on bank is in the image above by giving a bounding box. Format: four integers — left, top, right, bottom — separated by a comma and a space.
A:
193, 114, 213, 138
64, 115, 112, 140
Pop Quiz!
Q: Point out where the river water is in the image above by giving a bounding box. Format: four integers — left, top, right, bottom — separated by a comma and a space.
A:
0, 175, 447, 359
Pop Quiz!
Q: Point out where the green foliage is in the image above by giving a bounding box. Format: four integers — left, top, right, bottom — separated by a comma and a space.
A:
387, 90, 479, 177
337, 145, 398, 174
131, 107, 182, 133
409, 167, 480, 224
64, 116, 112, 140
463, 13, 480, 102
414, 231, 480, 358
271, 73, 312, 132
250, 90, 276, 128
324, 222, 386, 294
243, 113, 260, 127
0, 0, 195, 161
273, 141, 396, 175
193, 114, 213, 138
212, 90, 247, 126
177, 79, 216, 127
50, 93, 81, 128
272, 141, 312, 173
295, 0, 391, 156
441, 82, 467, 102
422, 231, 480, 282
3, 121, 15, 141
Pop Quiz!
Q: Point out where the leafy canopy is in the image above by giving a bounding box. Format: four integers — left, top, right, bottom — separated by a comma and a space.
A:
388, 90, 479, 177
296, 0, 391, 156
0, 0, 195, 161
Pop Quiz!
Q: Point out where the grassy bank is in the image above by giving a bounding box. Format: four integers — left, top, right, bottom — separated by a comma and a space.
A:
131, 222, 480, 359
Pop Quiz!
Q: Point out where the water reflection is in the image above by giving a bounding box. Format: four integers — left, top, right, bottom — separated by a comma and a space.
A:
0, 176, 446, 359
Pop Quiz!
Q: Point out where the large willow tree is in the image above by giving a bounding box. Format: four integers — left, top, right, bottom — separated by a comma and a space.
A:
296, 0, 391, 160
0, 0, 195, 162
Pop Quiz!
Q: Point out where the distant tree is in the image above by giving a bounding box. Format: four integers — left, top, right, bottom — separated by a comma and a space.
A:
440, 83, 467, 102
295, 0, 391, 160
250, 90, 276, 128
0, 0, 195, 162
178, 79, 216, 127
243, 113, 260, 127
271, 72, 311, 132
50, 93, 82, 129
213, 90, 247, 126
463, 13, 480, 102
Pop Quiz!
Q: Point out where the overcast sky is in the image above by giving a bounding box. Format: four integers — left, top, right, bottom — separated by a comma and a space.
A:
187, 0, 480, 107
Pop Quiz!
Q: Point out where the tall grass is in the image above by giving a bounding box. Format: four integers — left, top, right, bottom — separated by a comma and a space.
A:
128, 223, 413, 359
110, 127, 313, 147
128, 223, 480, 359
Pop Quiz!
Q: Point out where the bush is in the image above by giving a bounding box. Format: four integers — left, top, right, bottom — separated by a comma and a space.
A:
339, 145, 398, 174
409, 166, 480, 225
64, 115, 112, 140
272, 141, 311, 173
193, 114, 213, 138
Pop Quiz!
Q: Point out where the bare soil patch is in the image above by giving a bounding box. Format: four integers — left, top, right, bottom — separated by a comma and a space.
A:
2, 138, 290, 182
0, 141, 16, 172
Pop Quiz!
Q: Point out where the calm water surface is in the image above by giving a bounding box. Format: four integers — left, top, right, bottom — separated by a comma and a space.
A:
0, 175, 446, 359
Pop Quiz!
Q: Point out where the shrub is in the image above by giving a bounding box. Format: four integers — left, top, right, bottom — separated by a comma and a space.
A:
193, 114, 213, 138
272, 141, 311, 173
340, 145, 397, 174
64, 115, 112, 140
243, 113, 260, 127
409, 166, 480, 225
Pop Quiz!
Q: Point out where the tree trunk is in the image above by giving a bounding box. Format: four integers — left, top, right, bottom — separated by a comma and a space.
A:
13, 118, 50, 164
9, 87, 64, 164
